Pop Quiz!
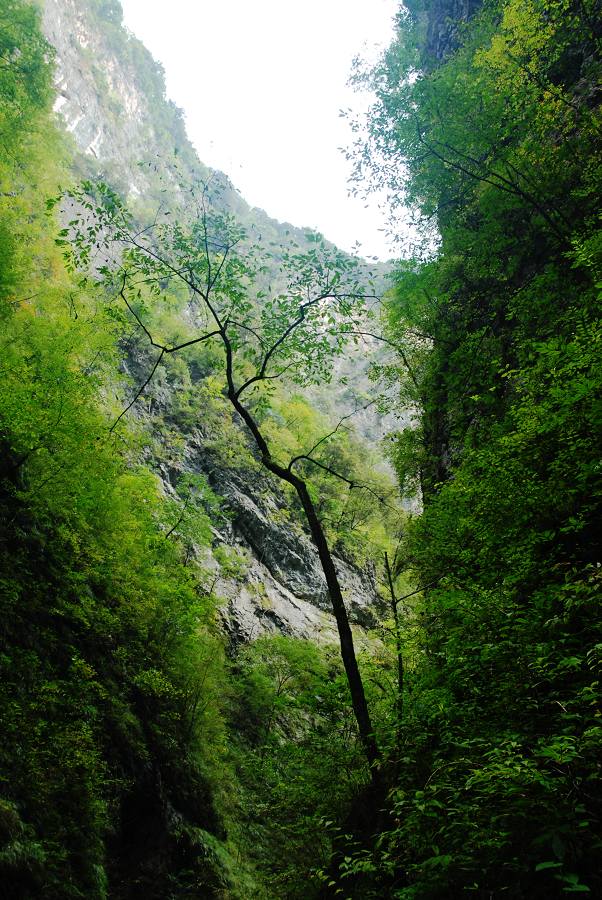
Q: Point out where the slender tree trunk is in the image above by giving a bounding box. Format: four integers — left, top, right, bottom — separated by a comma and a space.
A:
420, 369, 450, 502
295, 479, 379, 769
384, 551, 403, 754
226, 382, 379, 769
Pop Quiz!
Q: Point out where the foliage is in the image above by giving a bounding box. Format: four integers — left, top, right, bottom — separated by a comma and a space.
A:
337, 0, 602, 896
228, 636, 371, 898
59, 166, 403, 764
0, 6, 241, 896
0, 4, 403, 896
12, 0, 602, 894
0, 0, 65, 303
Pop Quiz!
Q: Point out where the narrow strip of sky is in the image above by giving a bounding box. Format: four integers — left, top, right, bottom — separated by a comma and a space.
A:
119, 0, 398, 260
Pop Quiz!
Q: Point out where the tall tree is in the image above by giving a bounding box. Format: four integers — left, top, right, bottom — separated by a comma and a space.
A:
64, 179, 381, 768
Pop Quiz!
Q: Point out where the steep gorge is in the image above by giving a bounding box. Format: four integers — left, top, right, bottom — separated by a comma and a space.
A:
3, 0, 600, 896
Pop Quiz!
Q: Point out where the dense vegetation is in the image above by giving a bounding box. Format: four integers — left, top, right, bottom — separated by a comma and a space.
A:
337, 0, 602, 896
1, 0, 601, 897
0, 6, 238, 896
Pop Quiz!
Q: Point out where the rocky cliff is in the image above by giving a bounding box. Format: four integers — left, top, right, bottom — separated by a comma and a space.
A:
42, 0, 389, 643
405, 0, 482, 66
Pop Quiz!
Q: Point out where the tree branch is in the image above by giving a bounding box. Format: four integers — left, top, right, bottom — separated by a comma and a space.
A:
338, 328, 421, 392
109, 348, 165, 433
416, 122, 568, 242
289, 454, 356, 487
393, 576, 444, 607
288, 401, 377, 471
119, 275, 221, 354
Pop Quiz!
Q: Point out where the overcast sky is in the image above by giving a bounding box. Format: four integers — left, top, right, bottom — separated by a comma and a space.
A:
119, 0, 398, 259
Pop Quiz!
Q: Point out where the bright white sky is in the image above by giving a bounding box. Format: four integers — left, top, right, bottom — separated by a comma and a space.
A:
119, 0, 398, 260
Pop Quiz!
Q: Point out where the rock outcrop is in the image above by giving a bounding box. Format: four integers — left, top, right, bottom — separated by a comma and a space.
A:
182, 438, 383, 643
405, 0, 483, 67
148, 408, 385, 644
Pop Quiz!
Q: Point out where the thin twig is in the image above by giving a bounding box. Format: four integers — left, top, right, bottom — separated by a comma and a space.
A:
109, 348, 165, 433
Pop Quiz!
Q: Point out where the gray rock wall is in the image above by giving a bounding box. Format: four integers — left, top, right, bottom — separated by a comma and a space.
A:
426, 0, 482, 63
157, 420, 385, 645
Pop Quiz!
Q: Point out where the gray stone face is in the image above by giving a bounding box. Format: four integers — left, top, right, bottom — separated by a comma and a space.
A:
120, 338, 386, 646
422, 0, 483, 66
175, 426, 386, 644
44, 0, 150, 190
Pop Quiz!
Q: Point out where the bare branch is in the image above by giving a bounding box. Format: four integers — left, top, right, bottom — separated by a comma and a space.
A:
234, 290, 373, 398
208, 237, 241, 294
393, 576, 444, 608
109, 348, 165, 433
415, 121, 568, 242
118, 274, 221, 354
227, 318, 267, 347
288, 400, 377, 471
235, 290, 331, 397
289, 454, 356, 487
338, 328, 421, 392
164, 496, 190, 540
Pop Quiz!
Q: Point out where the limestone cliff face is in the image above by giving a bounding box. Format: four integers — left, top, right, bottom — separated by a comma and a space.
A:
42, 0, 334, 238
406, 0, 482, 67
123, 340, 386, 644
177, 436, 383, 644
42, 0, 387, 643
43, 0, 395, 434
425, 0, 482, 62
44, 0, 143, 171
43, 0, 226, 208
